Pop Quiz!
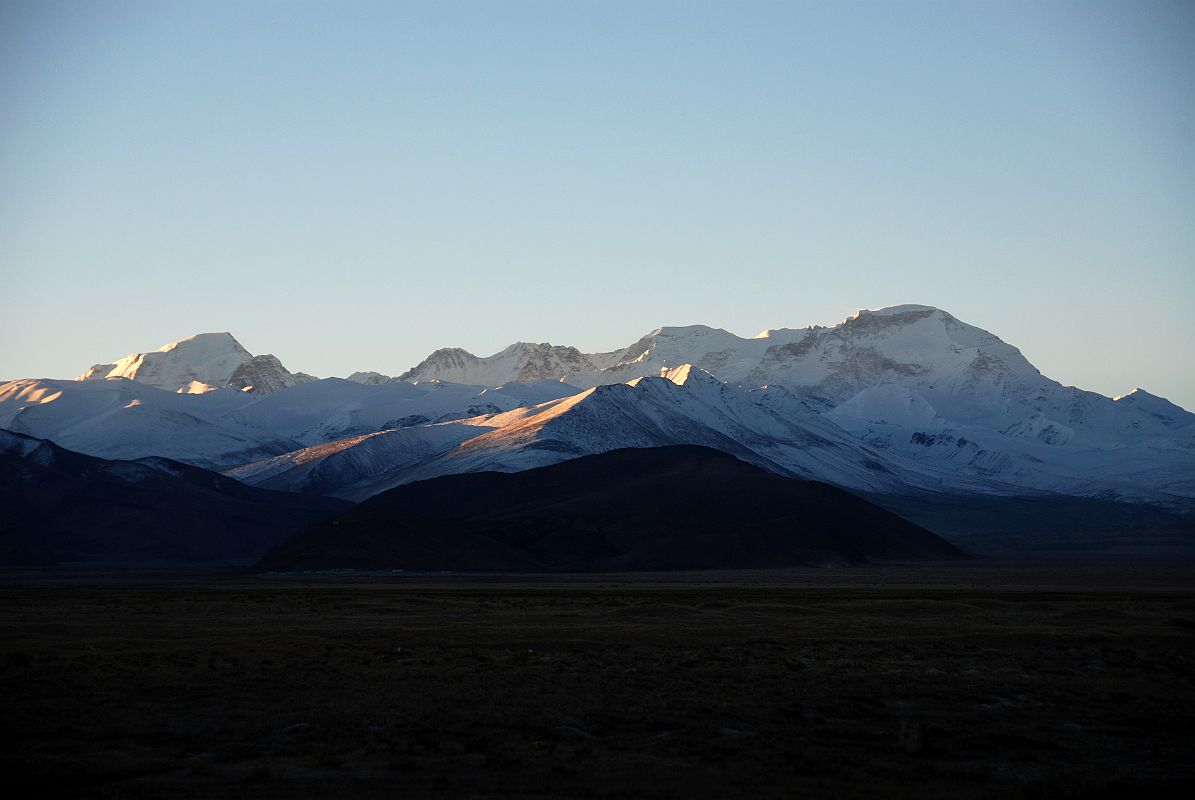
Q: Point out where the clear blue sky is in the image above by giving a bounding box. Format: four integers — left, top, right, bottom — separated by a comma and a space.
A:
2, 0, 1193, 407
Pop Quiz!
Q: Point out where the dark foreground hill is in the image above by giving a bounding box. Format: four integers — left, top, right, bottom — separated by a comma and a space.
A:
0, 429, 351, 565
870, 491, 1195, 556
259, 445, 965, 572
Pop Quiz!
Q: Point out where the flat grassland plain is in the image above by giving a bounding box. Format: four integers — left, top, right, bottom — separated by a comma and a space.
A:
2, 562, 1194, 798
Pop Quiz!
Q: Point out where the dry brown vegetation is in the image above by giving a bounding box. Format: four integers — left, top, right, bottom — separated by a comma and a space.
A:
2, 561, 1194, 798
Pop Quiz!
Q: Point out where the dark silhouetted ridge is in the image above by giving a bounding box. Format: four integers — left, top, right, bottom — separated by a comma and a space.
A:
0, 429, 351, 565
258, 445, 965, 572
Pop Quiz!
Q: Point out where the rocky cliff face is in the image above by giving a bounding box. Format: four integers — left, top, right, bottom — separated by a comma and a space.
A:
227, 355, 316, 394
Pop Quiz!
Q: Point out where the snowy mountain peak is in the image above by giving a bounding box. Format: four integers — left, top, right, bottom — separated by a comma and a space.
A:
155, 331, 248, 356
77, 363, 117, 380
76, 333, 313, 395
850, 304, 942, 320
397, 348, 482, 381
346, 371, 398, 385
646, 324, 730, 338
660, 364, 698, 385
752, 327, 816, 339
400, 342, 622, 386
653, 363, 723, 390
1113, 388, 1195, 429
629, 325, 738, 355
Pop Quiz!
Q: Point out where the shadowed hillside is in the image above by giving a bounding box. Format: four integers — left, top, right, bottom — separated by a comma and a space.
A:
0, 430, 351, 565
259, 445, 965, 572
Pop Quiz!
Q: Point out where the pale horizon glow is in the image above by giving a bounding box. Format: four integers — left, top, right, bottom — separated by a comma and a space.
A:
2, 1, 1193, 408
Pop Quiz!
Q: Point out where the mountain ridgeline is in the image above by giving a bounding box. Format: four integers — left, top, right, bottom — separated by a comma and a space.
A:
3, 303, 1193, 565
18, 304, 1183, 505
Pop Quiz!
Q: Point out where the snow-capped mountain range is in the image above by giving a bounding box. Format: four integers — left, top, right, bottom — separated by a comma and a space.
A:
363, 304, 1039, 400
3, 305, 1193, 509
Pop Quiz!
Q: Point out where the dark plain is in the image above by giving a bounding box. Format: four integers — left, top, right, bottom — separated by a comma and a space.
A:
2, 559, 1194, 798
